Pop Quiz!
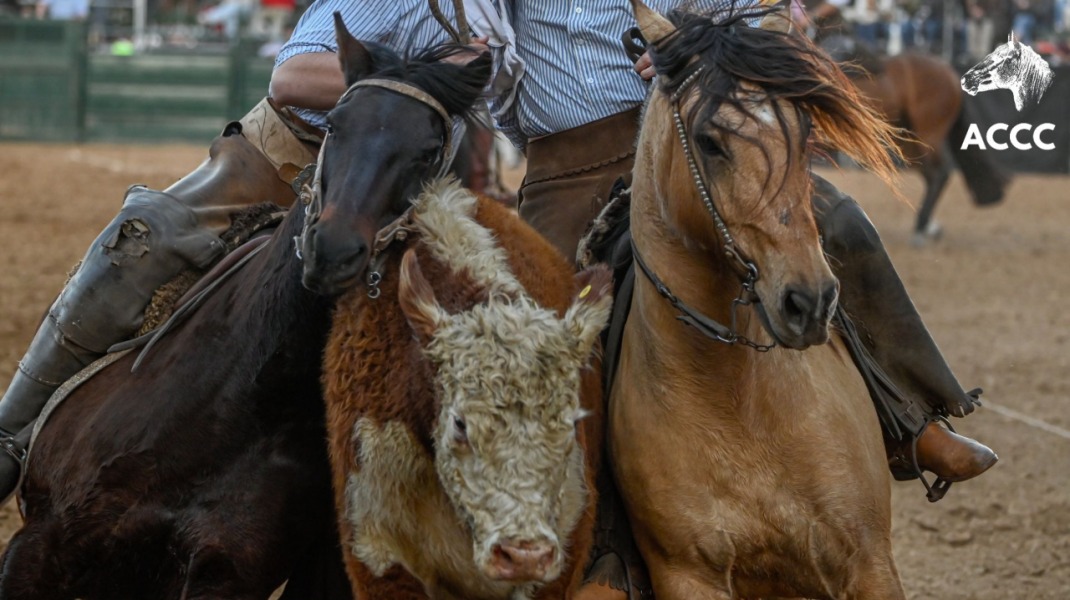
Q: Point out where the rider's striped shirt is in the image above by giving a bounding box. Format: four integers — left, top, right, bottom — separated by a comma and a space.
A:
276, 0, 755, 143
493, 0, 751, 147
276, 0, 464, 130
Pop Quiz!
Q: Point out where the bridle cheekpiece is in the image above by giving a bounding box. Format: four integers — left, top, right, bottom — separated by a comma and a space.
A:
632, 63, 775, 351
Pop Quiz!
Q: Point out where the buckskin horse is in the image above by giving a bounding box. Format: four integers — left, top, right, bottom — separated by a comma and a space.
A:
820, 35, 1010, 245
0, 30, 492, 600
298, 17, 620, 600
608, 3, 907, 598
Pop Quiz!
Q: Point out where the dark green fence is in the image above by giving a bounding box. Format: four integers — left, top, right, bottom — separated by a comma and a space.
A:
0, 17, 274, 143
0, 19, 87, 141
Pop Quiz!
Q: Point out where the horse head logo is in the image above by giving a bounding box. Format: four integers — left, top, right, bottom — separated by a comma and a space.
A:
961, 32, 1054, 111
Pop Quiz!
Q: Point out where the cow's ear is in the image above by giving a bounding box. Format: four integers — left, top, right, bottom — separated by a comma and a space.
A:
563, 265, 614, 360
399, 249, 446, 341
334, 12, 374, 86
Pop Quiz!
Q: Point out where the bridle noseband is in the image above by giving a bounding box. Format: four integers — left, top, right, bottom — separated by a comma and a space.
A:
632, 64, 775, 352
296, 77, 456, 299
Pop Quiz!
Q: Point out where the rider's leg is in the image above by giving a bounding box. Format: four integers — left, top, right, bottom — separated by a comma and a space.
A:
0, 100, 317, 503
811, 174, 997, 483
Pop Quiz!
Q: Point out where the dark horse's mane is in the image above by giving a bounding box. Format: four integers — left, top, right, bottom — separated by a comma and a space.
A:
342, 42, 491, 122
650, 3, 902, 189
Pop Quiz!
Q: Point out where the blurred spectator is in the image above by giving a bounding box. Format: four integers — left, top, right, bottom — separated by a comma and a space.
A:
1013, 0, 1038, 43
35, 0, 88, 20
198, 0, 254, 40
964, 0, 996, 59
250, 0, 295, 41
844, 0, 894, 50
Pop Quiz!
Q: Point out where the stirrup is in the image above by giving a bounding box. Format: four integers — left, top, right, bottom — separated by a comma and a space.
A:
0, 430, 28, 507
911, 417, 956, 503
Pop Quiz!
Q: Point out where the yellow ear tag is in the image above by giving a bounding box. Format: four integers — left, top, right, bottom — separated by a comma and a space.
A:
579, 284, 592, 299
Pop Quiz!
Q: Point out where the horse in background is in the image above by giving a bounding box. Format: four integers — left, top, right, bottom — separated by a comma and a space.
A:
298, 17, 621, 600
609, 2, 906, 597
962, 32, 1054, 111
820, 35, 1010, 245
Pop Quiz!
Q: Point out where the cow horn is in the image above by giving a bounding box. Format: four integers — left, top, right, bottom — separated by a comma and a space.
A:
630, 0, 675, 43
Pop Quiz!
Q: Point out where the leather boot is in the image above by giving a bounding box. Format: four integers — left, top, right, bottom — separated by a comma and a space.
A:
813, 175, 979, 419
810, 175, 999, 494
0, 314, 102, 504
914, 421, 998, 483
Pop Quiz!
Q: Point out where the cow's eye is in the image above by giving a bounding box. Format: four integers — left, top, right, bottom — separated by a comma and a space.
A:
452, 415, 468, 445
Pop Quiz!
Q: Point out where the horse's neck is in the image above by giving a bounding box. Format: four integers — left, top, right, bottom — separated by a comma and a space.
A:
1013, 54, 1051, 109
230, 213, 331, 361
630, 198, 758, 357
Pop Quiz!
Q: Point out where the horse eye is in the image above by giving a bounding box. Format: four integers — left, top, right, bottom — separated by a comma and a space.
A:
452, 416, 468, 444
325, 123, 335, 136
694, 133, 723, 157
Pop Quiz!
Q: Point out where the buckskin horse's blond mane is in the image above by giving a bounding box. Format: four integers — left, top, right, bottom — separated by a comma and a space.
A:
655, 4, 905, 193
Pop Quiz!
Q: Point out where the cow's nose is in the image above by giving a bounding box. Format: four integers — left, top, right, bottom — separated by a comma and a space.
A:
487, 539, 556, 582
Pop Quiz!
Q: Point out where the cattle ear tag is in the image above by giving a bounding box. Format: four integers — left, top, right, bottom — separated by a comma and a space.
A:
579, 284, 592, 299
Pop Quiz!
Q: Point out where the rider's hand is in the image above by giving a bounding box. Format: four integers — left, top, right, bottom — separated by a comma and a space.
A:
634, 51, 655, 81
444, 36, 491, 65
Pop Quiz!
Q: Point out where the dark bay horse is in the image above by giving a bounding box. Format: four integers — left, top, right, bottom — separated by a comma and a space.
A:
0, 198, 346, 600
298, 17, 622, 600
610, 3, 906, 598
0, 29, 491, 600
821, 35, 1010, 244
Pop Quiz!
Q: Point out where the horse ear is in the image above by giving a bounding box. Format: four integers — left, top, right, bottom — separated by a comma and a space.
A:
758, 1, 793, 34
399, 249, 447, 341
563, 265, 614, 360
333, 12, 374, 86
630, 0, 675, 43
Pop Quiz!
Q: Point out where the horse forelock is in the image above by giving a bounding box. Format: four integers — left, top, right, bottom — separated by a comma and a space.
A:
350, 42, 490, 121
653, 7, 902, 192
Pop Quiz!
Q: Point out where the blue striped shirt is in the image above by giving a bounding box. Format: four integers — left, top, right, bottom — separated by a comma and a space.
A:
275, 0, 461, 129
275, 0, 755, 140
493, 0, 753, 147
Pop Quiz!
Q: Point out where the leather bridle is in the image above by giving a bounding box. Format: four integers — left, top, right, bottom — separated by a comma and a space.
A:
631, 65, 775, 351
297, 78, 455, 299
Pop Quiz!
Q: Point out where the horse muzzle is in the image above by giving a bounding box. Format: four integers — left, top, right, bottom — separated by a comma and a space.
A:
299, 221, 372, 297
761, 281, 838, 349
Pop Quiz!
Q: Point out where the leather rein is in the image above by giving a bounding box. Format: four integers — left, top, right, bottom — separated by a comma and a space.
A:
631, 65, 775, 352
297, 78, 456, 299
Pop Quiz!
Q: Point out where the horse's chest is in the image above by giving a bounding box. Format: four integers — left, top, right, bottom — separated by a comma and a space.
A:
344, 418, 514, 600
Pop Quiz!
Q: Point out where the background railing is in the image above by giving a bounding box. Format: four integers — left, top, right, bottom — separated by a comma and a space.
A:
0, 17, 272, 143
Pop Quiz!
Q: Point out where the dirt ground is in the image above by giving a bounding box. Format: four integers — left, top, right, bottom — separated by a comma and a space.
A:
0, 142, 1067, 598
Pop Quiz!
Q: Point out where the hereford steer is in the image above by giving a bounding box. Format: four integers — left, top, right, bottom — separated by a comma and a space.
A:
322, 180, 613, 600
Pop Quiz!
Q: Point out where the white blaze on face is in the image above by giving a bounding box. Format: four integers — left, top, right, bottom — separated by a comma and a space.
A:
754, 102, 778, 126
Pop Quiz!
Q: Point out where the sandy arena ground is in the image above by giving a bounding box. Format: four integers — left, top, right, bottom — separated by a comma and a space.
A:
0, 142, 1067, 598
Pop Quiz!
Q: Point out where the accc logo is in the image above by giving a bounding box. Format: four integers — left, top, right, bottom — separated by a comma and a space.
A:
960, 123, 1056, 151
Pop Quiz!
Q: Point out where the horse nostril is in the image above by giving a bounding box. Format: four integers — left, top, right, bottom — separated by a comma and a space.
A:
341, 242, 368, 271
783, 288, 815, 327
